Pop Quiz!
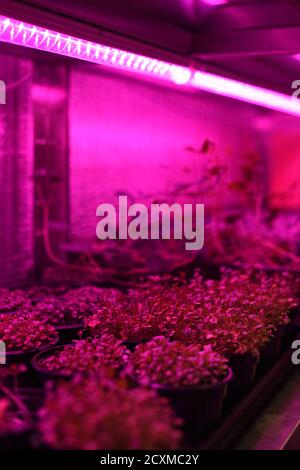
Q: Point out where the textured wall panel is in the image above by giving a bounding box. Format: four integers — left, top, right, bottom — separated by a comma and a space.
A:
0, 53, 33, 287
69, 67, 258, 242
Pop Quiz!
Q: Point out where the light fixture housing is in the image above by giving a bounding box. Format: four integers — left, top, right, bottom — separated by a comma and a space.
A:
0, 15, 300, 117
0, 16, 190, 86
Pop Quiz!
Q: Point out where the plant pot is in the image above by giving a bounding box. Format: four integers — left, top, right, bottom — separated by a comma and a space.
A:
155, 368, 233, 435
229, 353, 259, 388
56, 323, 83, 343
290, 308, 300, 330
5, 339, 59, 365
260, 325, 286, 361
31, 345, 72, 382
32, 344, 124, 383
289, 305, 300, 323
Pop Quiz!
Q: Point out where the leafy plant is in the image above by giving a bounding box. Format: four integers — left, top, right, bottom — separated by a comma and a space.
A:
26, 296, 98, 327
84, 279, 188, 343
62, 286, 118, 303
39, 335, 130, 376
253, 271, 298, 329
0, 289, 30, 313
85, 291, 160, 343
170, 270, 297, 356
128, 336, 229, 388
83, 269, 299, 357
0, 314, 58, 352
27, 285, 67, 304
38, 376, 182, 450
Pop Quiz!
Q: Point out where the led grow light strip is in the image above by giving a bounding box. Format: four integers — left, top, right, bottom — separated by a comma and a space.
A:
0, 16, 191, 85
192, 71, 300, 117
1, 15, 300, 117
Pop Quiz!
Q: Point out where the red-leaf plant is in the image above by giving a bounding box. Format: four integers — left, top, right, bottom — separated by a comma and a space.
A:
84, 279, 190, 343
84, 270, 299, 357
0, 314, 58, 352
0, 288, 31, 313
171, 270, 298, 356
26, 286, 119, 327
25, 297, 99, 327
252, 271, 298, 329
127, 336, 229, 389
39, 335, 130, 376
38, 375, 182, 450
62, 286, 118, 303
27, 285, 68, 303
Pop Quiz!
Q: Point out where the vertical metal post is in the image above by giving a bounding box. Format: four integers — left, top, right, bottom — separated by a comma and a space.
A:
33, 61, 69, 277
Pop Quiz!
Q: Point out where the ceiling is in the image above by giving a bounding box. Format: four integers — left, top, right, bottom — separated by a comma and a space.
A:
2, 0, 300, 94
117, 0, 221, 30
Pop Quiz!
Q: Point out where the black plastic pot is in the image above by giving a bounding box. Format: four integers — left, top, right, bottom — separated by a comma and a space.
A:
156, 368, 233, 435
32, 344, 125, 384
56, 323, 83, 344
291, 308, 300, 331
289, 305, 300, 323
5, 350, 36, 365
5, 339, 59, 365
229, 353, 259, 388
31, 345, 72, 382
260, 325, 286, 361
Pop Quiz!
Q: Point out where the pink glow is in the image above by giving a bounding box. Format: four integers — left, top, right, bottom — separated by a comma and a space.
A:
31, 84, 66, 103
171, 68, 192, 85
202, 0, 228, 5
0, 15, 300, 117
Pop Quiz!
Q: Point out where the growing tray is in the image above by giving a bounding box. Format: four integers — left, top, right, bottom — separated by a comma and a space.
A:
2, 309, 299, 450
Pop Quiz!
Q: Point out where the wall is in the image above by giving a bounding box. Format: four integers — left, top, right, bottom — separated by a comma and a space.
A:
0, 53, 33, 287
69, 65, 258, 248
265, 114, 300, 210
67, 65, 267, 274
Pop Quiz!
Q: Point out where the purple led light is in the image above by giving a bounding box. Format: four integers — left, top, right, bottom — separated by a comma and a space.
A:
202, 0, 228, 5
1, 15, 300, 117
0, 16, 190, 86
192, 71, 300, 117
